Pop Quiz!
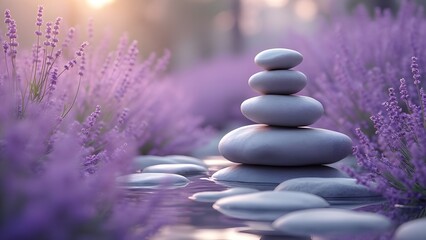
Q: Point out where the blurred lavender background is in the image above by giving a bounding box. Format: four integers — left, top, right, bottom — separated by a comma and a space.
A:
3, 0, 425, 150
2, 0, 426, 239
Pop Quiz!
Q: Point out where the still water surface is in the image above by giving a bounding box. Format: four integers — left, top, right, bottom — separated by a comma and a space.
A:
134, 157, 420, 240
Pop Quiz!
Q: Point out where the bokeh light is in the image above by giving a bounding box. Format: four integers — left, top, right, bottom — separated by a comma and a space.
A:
86, 0, 115, 9
294, 0, 317, 21
264, 0, 289, 8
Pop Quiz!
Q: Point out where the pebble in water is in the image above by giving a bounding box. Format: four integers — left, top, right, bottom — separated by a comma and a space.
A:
133, 155, 206, 170
394, 218, 426, 240
189, 187, 259, 203
117, 173, 189, 189
213, 191, 329, 221
165, 155, 208, 167
212, 164, 347, 190
272, 208, 392, 238
142, 163, 208, 176
275, 177, 383, 204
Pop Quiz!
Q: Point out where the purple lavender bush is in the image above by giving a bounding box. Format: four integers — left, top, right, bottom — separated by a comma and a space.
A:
70, 35, 211, 155
174, 53, 258, 129
0, 6, 205, 239
345, 57, 426, 206
285, 1, 426, 139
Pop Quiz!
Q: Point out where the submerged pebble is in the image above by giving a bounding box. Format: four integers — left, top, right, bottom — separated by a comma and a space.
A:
394, 218, 426, 240
189, 187, 259, 203
273, 208, 392, 238
213, 191, 329, 221
275, 177, 382, 204
117, 173, 189, 189
212, 164, 347, 190
133, 155, 206, 170
143, 163, 207, 176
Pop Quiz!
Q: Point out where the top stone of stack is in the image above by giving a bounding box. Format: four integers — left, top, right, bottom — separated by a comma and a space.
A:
254, 48, 303, 70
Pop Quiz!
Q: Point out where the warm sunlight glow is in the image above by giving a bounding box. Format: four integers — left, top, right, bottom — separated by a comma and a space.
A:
86, 0, 115, 9
265, 0, 289, 8
294, 0, 318, 21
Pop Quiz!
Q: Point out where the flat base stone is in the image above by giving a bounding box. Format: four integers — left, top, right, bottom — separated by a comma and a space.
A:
219, 125, 353, 166
211, 164, 347, 190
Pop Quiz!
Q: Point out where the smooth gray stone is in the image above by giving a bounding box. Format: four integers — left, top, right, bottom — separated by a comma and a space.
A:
394, 218, 426, 240
142, 163, 207, 176
212, 164, 347, 190
249, 70, 307, 95
133, 155, 170, 170
203, 156, 236, 170
273, 208, 392, 237
260, 236, 309, 240
165, 155, 208, 167
133, 155, 206, 170
213, 191, 329, 221
238, 221, 311, 239
255, 48, 303, 70
117, 173, 189, 189
189, 187, 259, 202
219, 124, 353, 166
275, 178, 383, 204
241, 95, 324, 127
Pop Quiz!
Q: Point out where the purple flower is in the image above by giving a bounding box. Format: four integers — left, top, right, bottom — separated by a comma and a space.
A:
348, 57, 426, 205
4, 9, 18, 58
0, 6, 203, 239
411, 56, 421, 86
280, 1, 426, 140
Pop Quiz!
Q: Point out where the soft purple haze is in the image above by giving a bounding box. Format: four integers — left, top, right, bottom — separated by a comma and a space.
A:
286, 1, 426, 139
174, 53, 258, 129
175, 2, 426, 138
0, 6, 207, 238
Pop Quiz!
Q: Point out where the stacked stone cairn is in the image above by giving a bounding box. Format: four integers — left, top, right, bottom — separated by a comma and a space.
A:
214, 48, 353, 180
202, 49, 393, 238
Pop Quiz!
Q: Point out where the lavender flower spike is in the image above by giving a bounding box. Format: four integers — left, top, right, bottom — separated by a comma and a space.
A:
348, 57, 426, 205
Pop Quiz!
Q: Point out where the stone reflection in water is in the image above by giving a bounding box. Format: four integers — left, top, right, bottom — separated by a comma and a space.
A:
128, 159, 422, 240
357, 202, 426, 225
189, 187, 259, 203
150, 176, 260, 239
261, 236, 310, 240
237, 221, 310, 239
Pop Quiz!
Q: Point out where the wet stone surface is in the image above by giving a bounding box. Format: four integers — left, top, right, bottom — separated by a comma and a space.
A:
125, 157, 421, 240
